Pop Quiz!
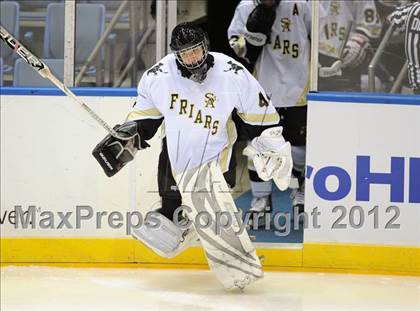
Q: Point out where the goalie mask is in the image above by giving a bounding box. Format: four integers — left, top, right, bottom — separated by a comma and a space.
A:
170, 22, 212, 83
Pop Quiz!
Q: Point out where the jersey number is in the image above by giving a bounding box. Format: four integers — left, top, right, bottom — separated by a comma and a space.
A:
364, 8, 379, 24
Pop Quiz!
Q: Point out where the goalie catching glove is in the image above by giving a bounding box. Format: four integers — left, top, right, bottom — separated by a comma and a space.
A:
243, 127, 292, 191
92, 121, 148, 177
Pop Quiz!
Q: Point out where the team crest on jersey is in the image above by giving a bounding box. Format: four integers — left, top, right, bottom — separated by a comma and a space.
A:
330, 1, 340, 15
204, 93, 217, 108
147, 63, 167, 76
224, 61, 244, 74
281, 18, 292, 32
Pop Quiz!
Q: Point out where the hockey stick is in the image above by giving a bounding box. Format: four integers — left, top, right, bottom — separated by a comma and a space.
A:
0, 25, 131, 141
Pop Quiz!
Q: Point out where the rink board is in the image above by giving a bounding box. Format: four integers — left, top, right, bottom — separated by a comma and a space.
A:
1, 238, 419, 274
0, 88, 419, 274
305, 92, 420, 247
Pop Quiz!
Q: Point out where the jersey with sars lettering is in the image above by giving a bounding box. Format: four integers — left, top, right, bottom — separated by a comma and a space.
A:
127, 52, 279, 175
228, 0, 311, 108
319, 0, 382, 60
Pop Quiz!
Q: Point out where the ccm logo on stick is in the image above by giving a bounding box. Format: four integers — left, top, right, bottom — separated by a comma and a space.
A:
306, 156, 420, 203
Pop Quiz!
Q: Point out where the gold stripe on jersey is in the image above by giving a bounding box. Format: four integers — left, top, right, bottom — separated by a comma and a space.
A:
218, 116, 238, 173
296, 71, 310, 107
126, 108, 162, 121
160, 121, 166, 139
319, 42, 339, 57
237, 111, 280, 125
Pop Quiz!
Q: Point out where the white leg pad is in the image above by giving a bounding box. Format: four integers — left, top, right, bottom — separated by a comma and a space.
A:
177, 161, 263, 290
131, 212, 197, 258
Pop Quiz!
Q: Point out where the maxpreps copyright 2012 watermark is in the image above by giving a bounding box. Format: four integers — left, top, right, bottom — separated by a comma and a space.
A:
4, 204, 401, 237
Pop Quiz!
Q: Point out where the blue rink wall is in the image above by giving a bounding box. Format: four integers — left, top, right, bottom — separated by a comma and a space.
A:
0, 87, 419, 275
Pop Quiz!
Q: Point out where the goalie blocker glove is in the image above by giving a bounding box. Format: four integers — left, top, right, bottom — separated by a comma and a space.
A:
92, 121, 148, 177
245, 3, 277, 46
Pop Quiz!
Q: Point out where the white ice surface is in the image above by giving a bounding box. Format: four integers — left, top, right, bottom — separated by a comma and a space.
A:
1, 266, 419, 311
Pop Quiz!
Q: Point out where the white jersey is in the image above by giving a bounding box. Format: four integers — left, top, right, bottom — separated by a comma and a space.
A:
228, 0, 312, 108
128, 52, 279, 175
319, 0, 382, 60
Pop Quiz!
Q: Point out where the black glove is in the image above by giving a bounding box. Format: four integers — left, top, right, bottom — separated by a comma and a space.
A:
92, 121, 148, 177
245, 4, 277, 46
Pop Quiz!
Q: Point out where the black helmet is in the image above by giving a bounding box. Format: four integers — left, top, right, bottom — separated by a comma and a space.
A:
170, 22, 211, 82
255, 0, 281, 7
377, 0, 408, 7
376, 0, 409, 16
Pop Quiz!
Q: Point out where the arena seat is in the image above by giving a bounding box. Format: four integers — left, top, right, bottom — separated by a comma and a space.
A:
43, 3, 105, 85
16, 1, 63, 22
87, 0, 129, 23
0, 1, 20, 74
13, 58, 64, 87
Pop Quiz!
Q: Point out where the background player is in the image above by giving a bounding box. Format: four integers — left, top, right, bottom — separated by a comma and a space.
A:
318, 0, 383, 92
228, 0, 311, 225
93, 22, 292, 289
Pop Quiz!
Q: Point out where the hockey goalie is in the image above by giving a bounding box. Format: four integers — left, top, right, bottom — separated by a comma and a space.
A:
93, 22, 292, 290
